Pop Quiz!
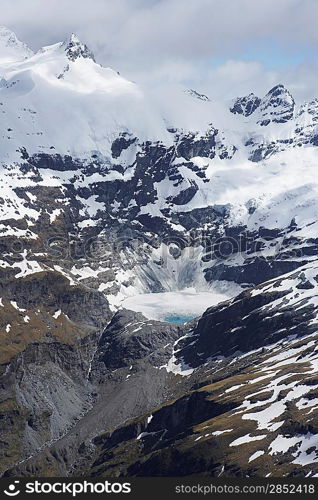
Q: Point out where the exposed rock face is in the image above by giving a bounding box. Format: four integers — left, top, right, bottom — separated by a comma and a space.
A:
64, 34, 96, 62
81, 325, 318, 478
1, 309, 189, 477
178, 264, 318, 368
257, 85, 295, 125
185, 89, 210, 101
0, 271, 112, 474
230, 85, 295, 125
230, 93, 261, 116
176, 128, 218, 160
95, 309, 181, 371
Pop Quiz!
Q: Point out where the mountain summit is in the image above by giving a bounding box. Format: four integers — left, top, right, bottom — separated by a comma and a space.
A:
0, 26, 33, 62
63, 33, 96, 62
230, 84, 295, 125
257, 84, 295, 125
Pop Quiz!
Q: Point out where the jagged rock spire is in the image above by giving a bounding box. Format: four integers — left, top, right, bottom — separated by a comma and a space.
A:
230, 84, 295, 125
257, 84, 295, 125
230, 93, 261, 117
64, 33, 95, 62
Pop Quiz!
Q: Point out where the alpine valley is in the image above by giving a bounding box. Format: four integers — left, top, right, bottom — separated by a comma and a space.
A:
1, 27, 318, 478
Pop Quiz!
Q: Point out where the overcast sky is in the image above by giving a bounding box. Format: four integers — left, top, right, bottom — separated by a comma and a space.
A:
2, 0, 318, 101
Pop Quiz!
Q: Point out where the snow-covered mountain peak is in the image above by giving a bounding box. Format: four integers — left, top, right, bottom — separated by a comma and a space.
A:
257, 83, 295, 125
267, 83, 289, 94
230, 92, 261, 117
63, 33, 95, 62
0, 29, 317, 175
0, 30, 172, 162
0, 26, 33, 63
230, 84, 295, 125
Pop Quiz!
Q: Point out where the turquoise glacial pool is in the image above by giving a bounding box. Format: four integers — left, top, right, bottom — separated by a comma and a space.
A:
164, 315, 196, 324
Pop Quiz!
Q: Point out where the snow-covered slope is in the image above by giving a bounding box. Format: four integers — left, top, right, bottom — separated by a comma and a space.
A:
0, 26, 33, 63
0, 31, 174, 162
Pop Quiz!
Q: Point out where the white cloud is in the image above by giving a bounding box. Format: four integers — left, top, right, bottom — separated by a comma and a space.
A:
1, 0, 318, 101
202, 60, 278, 100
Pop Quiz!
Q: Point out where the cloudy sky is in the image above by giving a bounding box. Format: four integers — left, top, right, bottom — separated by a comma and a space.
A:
2, 0, 318, 101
